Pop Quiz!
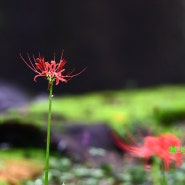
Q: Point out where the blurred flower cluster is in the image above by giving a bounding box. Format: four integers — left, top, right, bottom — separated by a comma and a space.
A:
112, 132, 184, 170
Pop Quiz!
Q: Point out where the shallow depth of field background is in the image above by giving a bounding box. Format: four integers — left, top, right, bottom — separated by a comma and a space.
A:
1, 1, 185, 185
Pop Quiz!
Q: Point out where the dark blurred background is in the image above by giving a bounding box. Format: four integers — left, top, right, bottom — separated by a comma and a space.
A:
1, 0, 185, 94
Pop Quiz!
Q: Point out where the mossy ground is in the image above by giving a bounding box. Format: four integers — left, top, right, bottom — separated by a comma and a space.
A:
3, 85, 185, 135
1, 85, 185, 184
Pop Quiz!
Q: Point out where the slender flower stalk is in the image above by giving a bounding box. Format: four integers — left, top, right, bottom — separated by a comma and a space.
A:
45, 83, 53, 185
20, 52, 86, 185
161, 166, 168, 185
152, 156, 161, 185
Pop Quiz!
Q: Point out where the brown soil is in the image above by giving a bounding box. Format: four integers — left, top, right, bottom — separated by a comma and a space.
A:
0, 159, 44, 185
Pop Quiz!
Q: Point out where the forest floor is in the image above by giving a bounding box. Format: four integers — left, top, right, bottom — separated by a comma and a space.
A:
1, 85, 185, 185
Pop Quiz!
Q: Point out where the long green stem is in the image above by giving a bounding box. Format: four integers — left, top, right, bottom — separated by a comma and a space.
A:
45, 84, 53, 185
152, 157, 168, 185
161, 167, 167, 185
152, 157, 160, 185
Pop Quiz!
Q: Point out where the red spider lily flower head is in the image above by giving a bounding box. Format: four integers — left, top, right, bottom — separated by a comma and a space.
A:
20, 52, 86, 87
112, 132, 184, 171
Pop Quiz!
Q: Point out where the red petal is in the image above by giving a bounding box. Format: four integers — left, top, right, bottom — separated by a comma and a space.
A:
57, 60, 66, 72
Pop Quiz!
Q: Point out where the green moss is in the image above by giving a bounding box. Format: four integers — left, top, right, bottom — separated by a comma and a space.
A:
0, 148, 45, 162
1, 85, 185, 134
154, 108, 185, 124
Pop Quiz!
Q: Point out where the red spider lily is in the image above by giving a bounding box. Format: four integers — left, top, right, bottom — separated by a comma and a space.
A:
20, 52, 86, 86
112, 132, 184, 170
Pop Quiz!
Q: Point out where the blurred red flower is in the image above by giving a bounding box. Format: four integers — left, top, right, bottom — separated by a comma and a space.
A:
20, 52, 86, 86
112, 132, 183, 170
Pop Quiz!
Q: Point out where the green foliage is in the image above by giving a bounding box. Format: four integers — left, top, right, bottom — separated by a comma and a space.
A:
154, 108, 185, 124
1, 85, 185, 185
0, 148, 45, 161
1, 85, 185, 135
0, 181, 9, 185
23, 156, 185, 185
